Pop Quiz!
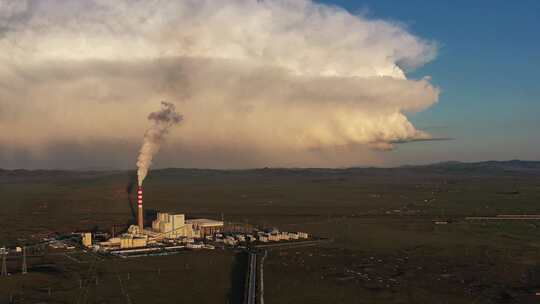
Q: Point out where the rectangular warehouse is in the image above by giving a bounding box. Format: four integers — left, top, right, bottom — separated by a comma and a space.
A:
186, 218, 224, 236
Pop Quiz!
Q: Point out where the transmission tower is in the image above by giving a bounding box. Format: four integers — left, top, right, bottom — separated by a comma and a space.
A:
1, 252, 7, 276
21, 247, 27, 274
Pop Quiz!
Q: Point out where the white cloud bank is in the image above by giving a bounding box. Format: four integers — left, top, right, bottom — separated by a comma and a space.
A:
0, 0, 439, 168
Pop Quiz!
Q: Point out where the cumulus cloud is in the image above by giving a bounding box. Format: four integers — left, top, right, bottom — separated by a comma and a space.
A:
0, 0, 439, 169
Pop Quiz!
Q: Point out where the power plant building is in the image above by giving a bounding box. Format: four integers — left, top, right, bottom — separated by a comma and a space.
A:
99, 234, 148, 250
186, 218, 224, 236
82, 233, 92, 247
152, 212, 197, 238
120, 235, 148, 249
96, 207, 227, 251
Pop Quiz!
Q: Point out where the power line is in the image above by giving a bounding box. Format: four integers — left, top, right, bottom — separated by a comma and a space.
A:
22, 247, 27, 275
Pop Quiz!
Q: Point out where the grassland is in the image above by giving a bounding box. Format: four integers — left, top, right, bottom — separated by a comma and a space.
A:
1, 161, 540, 303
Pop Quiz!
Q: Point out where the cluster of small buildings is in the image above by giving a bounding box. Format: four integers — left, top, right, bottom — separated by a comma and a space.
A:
258, 229, 309, 242
211, 229, 309, 246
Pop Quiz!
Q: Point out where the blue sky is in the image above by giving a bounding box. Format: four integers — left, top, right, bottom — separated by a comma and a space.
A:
320, 0, 540, 164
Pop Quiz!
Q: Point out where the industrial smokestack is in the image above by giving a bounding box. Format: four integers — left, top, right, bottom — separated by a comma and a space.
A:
137, 186, 143, 231
134, 102, 181, 231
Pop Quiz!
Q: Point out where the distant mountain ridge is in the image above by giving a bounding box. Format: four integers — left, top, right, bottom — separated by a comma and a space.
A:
417, 160, 540, 169
1, 160, 540, 177
399, 160, 540, 174
425, 160, 540, 167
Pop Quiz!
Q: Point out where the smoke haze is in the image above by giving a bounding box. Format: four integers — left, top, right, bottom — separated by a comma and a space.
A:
0, 0, 439, 169
137, 102, 182, 185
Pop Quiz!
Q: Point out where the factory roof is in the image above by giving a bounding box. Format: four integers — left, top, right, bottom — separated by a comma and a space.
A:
186, 218, 224, 227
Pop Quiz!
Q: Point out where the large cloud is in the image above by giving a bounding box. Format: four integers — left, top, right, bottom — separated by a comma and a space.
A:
0, 0, 439, 169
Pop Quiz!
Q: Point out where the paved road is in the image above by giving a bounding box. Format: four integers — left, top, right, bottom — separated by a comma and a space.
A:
259, 250, 267, 304
246, 252, 257, 304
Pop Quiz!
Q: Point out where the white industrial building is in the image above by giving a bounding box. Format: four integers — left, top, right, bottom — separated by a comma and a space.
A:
185, 218, 224, 236
150, 213, 224, 239
152, 212, 198, 238
98, 234, 148, 250
82, 232, 92, 247
97, 224, 148, 250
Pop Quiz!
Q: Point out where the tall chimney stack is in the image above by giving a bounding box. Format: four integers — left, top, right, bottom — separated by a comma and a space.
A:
137, 186, 144, 232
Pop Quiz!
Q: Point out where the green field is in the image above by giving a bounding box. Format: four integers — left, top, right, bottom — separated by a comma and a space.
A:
1, 161, 540, 303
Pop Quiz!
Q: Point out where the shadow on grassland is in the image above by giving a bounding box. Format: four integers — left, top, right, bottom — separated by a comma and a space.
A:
126, 173, 137, 222
228, 252, 248, 304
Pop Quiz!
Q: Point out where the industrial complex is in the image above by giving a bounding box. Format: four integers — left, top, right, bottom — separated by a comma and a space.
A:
0, 181, 313, 304
77, 185, 310, 256
0, 184, 312, 262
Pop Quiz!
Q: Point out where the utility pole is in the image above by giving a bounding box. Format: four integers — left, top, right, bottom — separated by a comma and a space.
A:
1, 252, 7, 276
21, 247, 27, 275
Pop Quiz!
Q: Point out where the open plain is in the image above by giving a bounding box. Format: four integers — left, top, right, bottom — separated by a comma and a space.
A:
1, 161, 540, 303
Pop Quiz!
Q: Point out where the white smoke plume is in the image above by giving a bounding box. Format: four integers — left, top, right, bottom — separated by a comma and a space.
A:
0, 0, 441, 168
137, 102, 183, 185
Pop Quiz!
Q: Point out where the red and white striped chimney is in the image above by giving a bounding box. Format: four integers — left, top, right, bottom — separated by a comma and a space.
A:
137, 186, 143, 232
